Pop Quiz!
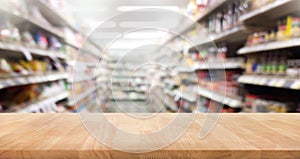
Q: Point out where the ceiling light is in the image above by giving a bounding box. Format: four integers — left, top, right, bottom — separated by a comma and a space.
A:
120, 21, 178, 28
109, 40, 161, 49
117, 6, 179, 12
122, 31, 166, 39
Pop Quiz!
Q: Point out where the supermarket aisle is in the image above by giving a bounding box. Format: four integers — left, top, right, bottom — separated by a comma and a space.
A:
105, 85, 168, 113
1, 0, 300, 114
0, 0, 104, 113
106, 101, 152, 113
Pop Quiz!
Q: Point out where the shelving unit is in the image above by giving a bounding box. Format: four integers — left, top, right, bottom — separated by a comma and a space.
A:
239, 0, 300, 25
161, 0, 236, 46
196, 86, 244, 108
16, 91, 69, 113
195, 25, 250, 46
156, 0, 248, 112
238, 38, 300, 54
155, 93, 178, 112
1, 0, 300, 114
156, 0, 300, 113
194, 58, 245, 70
103, 60, 150, 112
0, 72, 68, 89
0, 41, 67, 59
0, 0, 104, 113
174, 90, 197, 103
238, 74, 300, 90
236, 0, 300, 113
67, 85, 100, 106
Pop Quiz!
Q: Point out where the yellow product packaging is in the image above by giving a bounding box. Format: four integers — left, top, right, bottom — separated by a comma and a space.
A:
20, 60, 32, 72
9, 62, 26, 73
30, 60, 43, 72
286, 16, 293, 39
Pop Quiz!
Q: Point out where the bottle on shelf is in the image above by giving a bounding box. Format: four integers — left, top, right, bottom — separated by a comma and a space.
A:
271, 53, 278, 75
291, 17, 300, 38
260, 55, 267, 74
246, 56, 253, 74
278, 55, 287, 76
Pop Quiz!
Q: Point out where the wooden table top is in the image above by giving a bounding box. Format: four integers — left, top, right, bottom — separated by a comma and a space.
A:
0, 113, 300, 159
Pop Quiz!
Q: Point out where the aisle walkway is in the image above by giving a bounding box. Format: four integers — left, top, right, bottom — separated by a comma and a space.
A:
106, 99, 166, 113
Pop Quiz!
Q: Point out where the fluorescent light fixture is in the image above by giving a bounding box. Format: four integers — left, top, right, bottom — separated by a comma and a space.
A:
117, 6, 179, 12
109, 39, 161, 49
122, 31, 166, 39
120, 21, 178, 28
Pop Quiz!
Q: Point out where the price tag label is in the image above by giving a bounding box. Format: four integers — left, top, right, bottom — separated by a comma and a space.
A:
268, 79, 277, 87
245, 76, 252, 83
28, 77, 36, 83
291, 81, 300, 90
6, 80, 15, 86
253, 77, 261, 84
0, 84, 4, 89
275, 79, 286, 87
18, 78, 27, 84
258, 78, 267, 85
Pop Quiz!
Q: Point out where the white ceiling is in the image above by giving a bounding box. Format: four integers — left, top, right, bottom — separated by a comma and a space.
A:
64, 0, 190, 60
64, 0, 189, 21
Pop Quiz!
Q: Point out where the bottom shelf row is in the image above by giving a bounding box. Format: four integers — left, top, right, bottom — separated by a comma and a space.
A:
162, 86, 300, 113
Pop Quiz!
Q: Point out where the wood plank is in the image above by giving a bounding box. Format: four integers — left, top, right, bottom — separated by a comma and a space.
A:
0, 113, 299, 158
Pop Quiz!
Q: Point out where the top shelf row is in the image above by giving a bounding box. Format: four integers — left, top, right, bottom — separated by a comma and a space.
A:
27, 0, 81, 36
29, 0, 103, 51
0, 0, 102, 52
164, 0, 300, 46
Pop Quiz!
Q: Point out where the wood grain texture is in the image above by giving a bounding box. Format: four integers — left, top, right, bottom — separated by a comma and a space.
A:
0, 113, 299, 159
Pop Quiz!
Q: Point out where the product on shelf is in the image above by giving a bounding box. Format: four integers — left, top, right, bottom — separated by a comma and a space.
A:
202, 0, 250, 34
186, 0, 198, 18
0, 16, 21, 43
198, 97, 240, 113
190, 43, 228, 61
245, 51, 294, 76
0, 57, 66, 77
245, 93, 297, 113
34, 31, 49, 49
0, 59, 13, 76
9, 61, 30, 75
196, 69, 242, 98
245, 16, 300, 46
1, 1, 84, 50
0, 0, 103, 114
1, 12, 68, 53
186, 0, 251, 22
21, 31, 36, 47
0, 80, 67, 112
47, 35, 63, 51
287, 59, 300, 78
175, 97, 195, 113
